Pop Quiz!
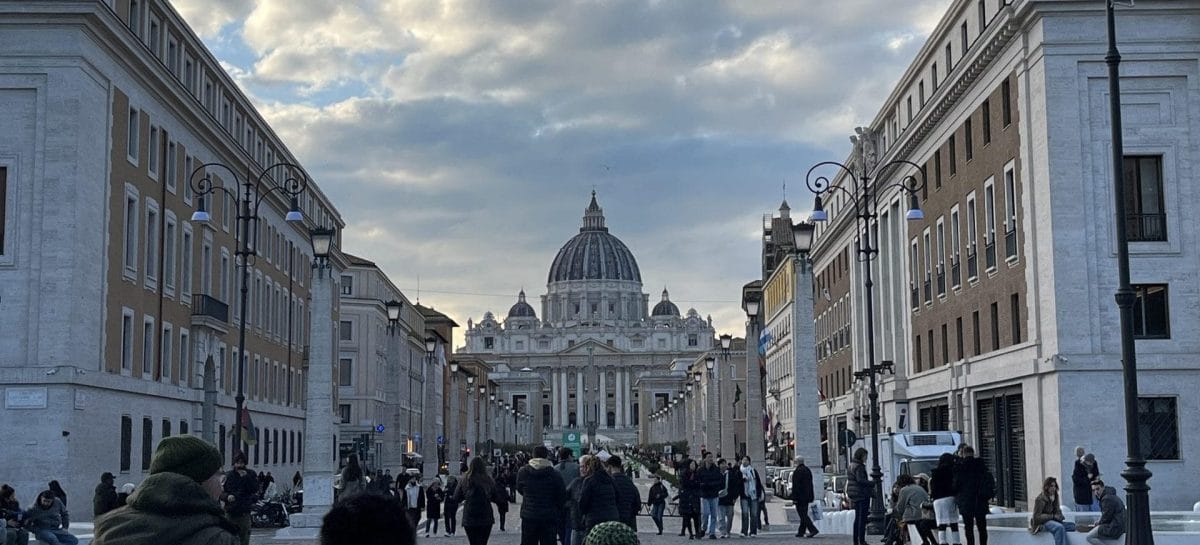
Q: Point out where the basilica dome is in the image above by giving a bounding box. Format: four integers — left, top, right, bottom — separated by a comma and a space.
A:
547, 192, 642, 283
651, 288, 680, 317
507, 290, 537, 319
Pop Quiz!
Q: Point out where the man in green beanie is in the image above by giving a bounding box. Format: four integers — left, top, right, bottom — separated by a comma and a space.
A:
584, 521, 639, 545
91, 435, 238, 545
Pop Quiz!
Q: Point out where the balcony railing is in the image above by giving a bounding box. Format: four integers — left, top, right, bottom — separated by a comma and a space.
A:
910, 283, 919, 309
191, 293, 229, 323
950, 258, 961, 288
985, 239, 997, 270
936, 266, 946, 296
1127, 213, 1166, 242
1005, 227, 1017, 259
967, 250, 978, 279
923, 277, 932, 303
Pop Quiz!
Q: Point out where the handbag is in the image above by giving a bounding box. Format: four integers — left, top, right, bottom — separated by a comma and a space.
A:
839, 479, 851, 510
810, 502, 823, 521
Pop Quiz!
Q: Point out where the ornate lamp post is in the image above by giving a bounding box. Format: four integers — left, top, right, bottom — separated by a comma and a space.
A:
189, 161, 310, 456
805, 126, 925, 533
477, 385, 487, 454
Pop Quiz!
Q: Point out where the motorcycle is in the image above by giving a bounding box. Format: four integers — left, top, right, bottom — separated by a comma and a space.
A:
250, 496, 290, 528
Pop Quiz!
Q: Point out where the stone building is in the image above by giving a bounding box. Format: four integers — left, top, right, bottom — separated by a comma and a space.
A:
812, 0, 1200, 509
459, 193, 714, 446
0, 0, 343, 516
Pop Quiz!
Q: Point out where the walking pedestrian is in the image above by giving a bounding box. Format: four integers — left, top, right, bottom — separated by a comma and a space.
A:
1030, 477, 1072, 545
1083, 480, 1124, 545
517, 446, 567, 545
93, 473, 120, 519
319, 492, 416, 545
737, 457, 764, 537
605, 456, 641, 531
453, 457, 497, 545
953, 446, 994, 545
567, 456, 592, 545
221, 452, 258, 545
401, 478, 425, 528
556, 448, 582, 545
894, 474, 937, 545
674, 459, 702, 539
443, 477, 461, 537
340, 454, 366, 498
716, 460, 741, 538
647, 475, 668, 536
696, 453, 723, 539
1072, 450, 1101, 512
425, 480, 445, 537
577, 455, 619, 537
91, 435, 238, 545
846, 448, 871, 545
930, 453, 962, 545
791, 457, 819, 538
493, 481, 510, 532
22, 491, 75, 545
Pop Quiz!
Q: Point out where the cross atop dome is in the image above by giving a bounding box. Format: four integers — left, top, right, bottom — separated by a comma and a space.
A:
581, 190, 608, 232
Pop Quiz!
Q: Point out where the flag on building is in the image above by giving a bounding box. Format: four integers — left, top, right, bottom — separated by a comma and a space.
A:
239, 406, 258, 446
757, 328, 773, 356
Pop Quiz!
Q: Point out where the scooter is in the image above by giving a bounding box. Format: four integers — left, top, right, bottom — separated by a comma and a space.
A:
250, 496, 290, 528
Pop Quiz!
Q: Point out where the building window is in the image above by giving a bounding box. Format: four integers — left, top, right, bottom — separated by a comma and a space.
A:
972, 311, 981, 356
179, 329, 190, 387
484, 337, 495, 349
950, 208, 962, 287
964, 118, 973, 161
956, 317, 965, 360
339, 404, 351, 424
180, 420, 188, 435
141, 417, 153, 470
1137, 397, 1179, 460
931, 63, 938, 90
148, 126, 159, 177
941, 323, 950, 364
979, 0, 988, 28
0, 167, 6, 255
919, 399, 950, 431
340, 275, 353, 295
990, 302, 1000, 350
121, 310, 134, 371
982, 100, 992, 144
124, 193, 139, 273
945, 42, 953, 71
984, 180, 997, 269
906, 96, 913, 124
1004, 164, 1018, 259
339, 321, 352, 341
919, 81, 925, 107
913, 334, 922, 372
142, 317, 154, 376
948, 135, 957, 175
960, 22, 969, 52
1001, 78, 1012, 126
162, 418, 171, 439
145, 207, 158, 283
1010, 293, 1021, 344
1132, 284, 1169, 339
966, 194, 978, 279
934, 150, 942, 188
338, 358, 352, 386
538, 340, 550, 350
688, 334, 698, 347
164, 218, 176, 292
936, 220, 946, 296
927, 330, 935, 368
181, 227, 192, 297
1123, 156, 1166, 242
160, 324, 172, 380
120, 415, 132, 471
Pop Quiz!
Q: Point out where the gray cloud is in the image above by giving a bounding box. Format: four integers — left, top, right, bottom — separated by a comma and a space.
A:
170, 0, 952, 345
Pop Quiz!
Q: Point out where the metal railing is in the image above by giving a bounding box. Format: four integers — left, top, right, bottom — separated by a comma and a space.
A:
967, 250, 978, 279
191, 293, 229, 323
951, 258, 961, 288
1005, 228, 1017, 259
1127, 213, 1166, 242
911, 283, 919, 309
985, 239, 997, 270
936, 266, 946, 296
923, 277, 932, 303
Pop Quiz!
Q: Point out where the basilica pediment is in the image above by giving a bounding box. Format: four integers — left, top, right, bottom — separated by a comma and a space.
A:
558, 338, 624, 355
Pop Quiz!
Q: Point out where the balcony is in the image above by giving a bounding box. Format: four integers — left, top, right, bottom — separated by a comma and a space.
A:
967, 250, 978, 279
936, 265, 946, 296
1127, 213, 1166, 242
191, 293, 230, 335
950, 258, 961, 288
910, 283, 919, 310
985, 239, 997, 270
923, 277, 932, 304
1005, 227, 1017, 259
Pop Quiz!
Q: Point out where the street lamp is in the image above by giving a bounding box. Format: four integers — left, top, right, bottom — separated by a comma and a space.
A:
805, 127, 925, 534
1104, 5, 1152, 542
189, 161, 310, 456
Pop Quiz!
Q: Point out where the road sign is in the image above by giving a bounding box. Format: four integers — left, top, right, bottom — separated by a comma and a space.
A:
414, 432, 421, 440
437, 435, 445, 445
375, 424, 386, 433
663, 445, 673, 455
563, 431, 582, 457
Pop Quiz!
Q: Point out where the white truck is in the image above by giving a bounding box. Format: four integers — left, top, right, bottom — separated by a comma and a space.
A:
850, 430, 962, 505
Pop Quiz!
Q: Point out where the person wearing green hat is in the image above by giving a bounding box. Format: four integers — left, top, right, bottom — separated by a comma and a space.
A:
91, 435, 238, 545
584, 521, 639, 545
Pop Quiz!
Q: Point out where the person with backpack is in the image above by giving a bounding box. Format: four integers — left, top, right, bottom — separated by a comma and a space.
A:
453, 458, 498, 545
953, 446, 994, 545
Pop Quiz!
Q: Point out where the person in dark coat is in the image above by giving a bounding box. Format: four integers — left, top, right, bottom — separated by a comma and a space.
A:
424, 480, 445, 537
696, 454, 724, 538
517, 446, 567, 545
791, 457, 819, 538
674, 460, 702, 539
846, 448, 871, 545
221, 452, 258, 545
555, 448, 582, 545
319, 492, 415, 545
576, 455, 619, 537
930, 453, 962, 545
22, 491, 74, 545
443, 477, 461, 537
717, 459, 742, 538
1085, 480, 1125, 545
647, 475, 669, 535
953, 446, 994, 545
493, 482, 510, 532
47, 482, 67, 508
93, 473, 121, 518
605, 456, 641, 531
1071, 449, 1101, 512
453, 458, 497, 545
566, 458, 590, 545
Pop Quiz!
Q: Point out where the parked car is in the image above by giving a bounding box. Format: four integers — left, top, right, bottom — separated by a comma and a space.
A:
773, 468, 795, 499
823, 475, 848, 509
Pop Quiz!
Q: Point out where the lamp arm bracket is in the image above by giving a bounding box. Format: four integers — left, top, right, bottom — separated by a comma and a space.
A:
189, 162, 241, 201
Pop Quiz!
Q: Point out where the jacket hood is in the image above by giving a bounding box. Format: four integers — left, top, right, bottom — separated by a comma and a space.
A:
529, 458, 554, 470
1102, 486, 1117, 498
127, 472, 226, 517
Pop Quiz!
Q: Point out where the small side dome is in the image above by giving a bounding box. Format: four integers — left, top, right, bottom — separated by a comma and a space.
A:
507, 290, 537, 319
651, 288, 680, 317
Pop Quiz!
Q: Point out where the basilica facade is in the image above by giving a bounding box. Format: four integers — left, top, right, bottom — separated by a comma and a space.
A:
460, 193, 713, 446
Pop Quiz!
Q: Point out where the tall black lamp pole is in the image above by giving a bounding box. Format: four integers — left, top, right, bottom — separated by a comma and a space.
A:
806, 128, 925, 534
190, 162, 312, 457
1105, 2, 1153, 543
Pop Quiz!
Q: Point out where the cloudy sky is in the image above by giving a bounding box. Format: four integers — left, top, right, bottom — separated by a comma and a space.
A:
172, 0, 952, 347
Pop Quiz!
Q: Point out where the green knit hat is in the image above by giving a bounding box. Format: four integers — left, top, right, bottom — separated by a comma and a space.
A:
584, 522, 639, 545
149, 435, 223, 482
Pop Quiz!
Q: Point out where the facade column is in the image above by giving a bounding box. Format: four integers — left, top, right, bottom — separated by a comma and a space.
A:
292, 267, 335, 528
794, 252, 823, 496
551, 370, 560, 428
615, 370, 624, 428
561, 371, 569, 428
599, 369, 608, 429
747, 314, 765, 467
576, 372, 584, 427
